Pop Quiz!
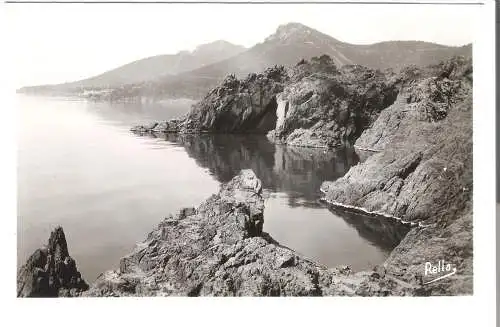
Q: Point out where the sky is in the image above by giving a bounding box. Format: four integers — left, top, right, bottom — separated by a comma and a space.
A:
5, 2, 478, 88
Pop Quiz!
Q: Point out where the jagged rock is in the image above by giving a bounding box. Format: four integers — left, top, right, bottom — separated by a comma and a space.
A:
130, 56, 473, 152
268, 59, 398, 148
17, 227, 88, 297
322, 57, 472, 225
181, 67, 288, 133
320, 57, 473, 294
130, 55, 398, 148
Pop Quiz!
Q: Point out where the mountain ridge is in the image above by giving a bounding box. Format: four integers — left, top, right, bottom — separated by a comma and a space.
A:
134, 22, 471, 99
18, 22, 472, 100
18, 39, 246, 92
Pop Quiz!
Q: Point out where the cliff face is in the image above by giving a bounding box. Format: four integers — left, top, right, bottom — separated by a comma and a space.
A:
320, 57, 473, 294
182, 66, 288, 133
321, 57, 472, 225
135, 56, 472, 150
133, 55, 399, 148
268, 56, 398, 147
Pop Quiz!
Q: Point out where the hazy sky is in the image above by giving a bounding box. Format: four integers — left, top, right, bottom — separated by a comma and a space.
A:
6, 2, 478, 88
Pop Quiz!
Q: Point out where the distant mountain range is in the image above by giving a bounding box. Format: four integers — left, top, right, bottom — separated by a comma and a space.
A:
18, 22, 472, 100
19, 40, 245, 91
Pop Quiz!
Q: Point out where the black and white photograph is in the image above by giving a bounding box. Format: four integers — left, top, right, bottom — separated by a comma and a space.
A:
1, 0, 497, 320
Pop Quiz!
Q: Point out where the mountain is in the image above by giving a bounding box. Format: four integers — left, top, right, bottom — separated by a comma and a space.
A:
18, 40, 246, 92
18, 22, 471, 99
125, 22, 471, 99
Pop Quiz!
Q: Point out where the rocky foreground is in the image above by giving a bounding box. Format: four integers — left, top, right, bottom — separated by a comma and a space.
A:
21, 170, 433, 297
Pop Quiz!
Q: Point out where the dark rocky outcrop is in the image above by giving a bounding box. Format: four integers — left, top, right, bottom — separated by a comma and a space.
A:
131, 66, 287, 134
17, 227, 89, 297
182, 67, 288, 133
268, 56, 398, 147
131, 55, 475, 153
132, 55, 399, 148
132, 56, 472, 152
19, 165, 468, 296
320, 56, 473, 294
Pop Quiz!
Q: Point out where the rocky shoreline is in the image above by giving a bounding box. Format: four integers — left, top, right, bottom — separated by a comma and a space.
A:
131, 56, 399, 149
320, 56, 473, 294
18, 56, 473, 296
20, 170, 426, 297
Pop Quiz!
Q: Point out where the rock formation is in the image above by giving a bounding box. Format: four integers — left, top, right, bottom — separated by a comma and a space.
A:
17, 227, 89, 297
19, 166, 469, 296
125, 57, 475, 295
132, 56, 473, 153
134, 56, 472, 149
132, 55, 399, 148
268, 56, 398, 147
131, 66, 288, 135
320, 56, 473, 294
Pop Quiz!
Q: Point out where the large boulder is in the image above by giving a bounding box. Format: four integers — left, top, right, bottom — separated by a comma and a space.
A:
181, 67, 288, 133
17, 227, 89, 297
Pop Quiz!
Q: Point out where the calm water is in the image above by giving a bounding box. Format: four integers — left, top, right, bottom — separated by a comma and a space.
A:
17, 95, 409, 282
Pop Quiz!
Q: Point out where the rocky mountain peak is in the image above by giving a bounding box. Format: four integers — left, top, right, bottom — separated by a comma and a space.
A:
265, 22, 335, 45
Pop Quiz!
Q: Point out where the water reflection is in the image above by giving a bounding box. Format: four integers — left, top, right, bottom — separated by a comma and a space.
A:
137, 132, 410, 270
18, 94, 408, 272
326, 205, 411, 253
84, 99, 196, 127
154, 133, 358, 207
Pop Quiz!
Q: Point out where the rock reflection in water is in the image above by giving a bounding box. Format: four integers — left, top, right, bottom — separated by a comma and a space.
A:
326, 205, 411, 252
157, 133, 358, 206
140, 132, 409, 270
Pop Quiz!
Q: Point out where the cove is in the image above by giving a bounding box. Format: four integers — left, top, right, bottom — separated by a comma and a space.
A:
17, 95, 409, 283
